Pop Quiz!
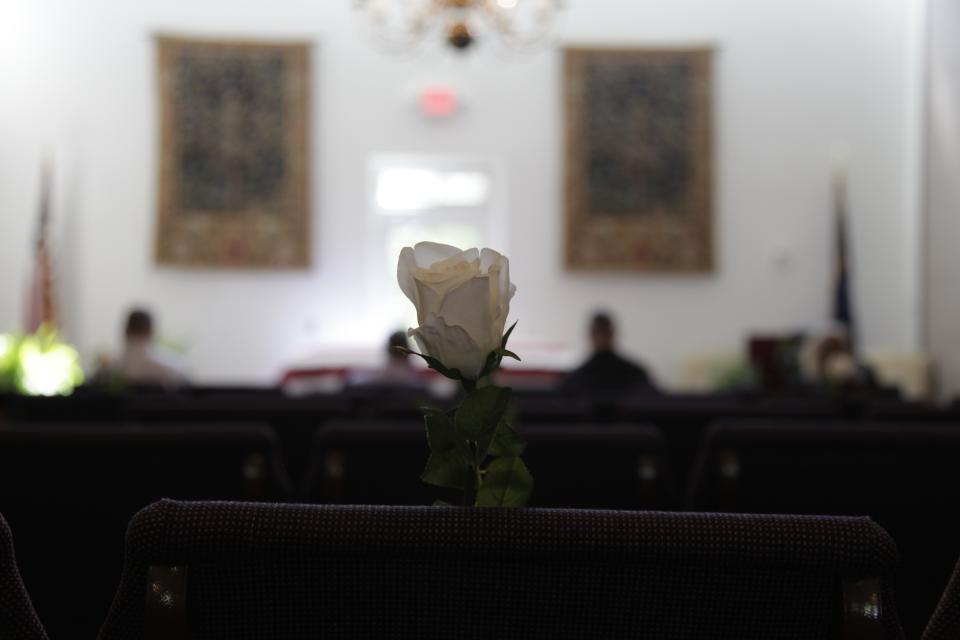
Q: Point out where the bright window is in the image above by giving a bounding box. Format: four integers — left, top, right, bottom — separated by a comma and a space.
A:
364, 154, 505, 342
375, 168, 492, 211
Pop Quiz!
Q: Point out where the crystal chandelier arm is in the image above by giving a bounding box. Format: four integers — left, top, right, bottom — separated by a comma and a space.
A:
477, 0, 564, 53
355, 0, 448, 54
354, 0, 565, 54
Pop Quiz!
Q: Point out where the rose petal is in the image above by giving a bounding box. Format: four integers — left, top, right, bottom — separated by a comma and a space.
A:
436, 275, 497, 356
412, 242, 463, 268
411, 251, 481, 318
411, 313, 486, 379
479, 247, 506, 274
397, 247, 420, 307
413, 257, 478, 286
413, 279, 444, 326
480, 249, 513, 342
456, 247, 481, 265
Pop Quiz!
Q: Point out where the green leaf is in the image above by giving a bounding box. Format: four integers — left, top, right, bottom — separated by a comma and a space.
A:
455, 386, 512, 457
475, 456, 533, 507
422, 355, 465, 381
395, 346, 464, 381
496, 348, 521, 362
424, 411, 457, 453
501, 320, 518, 350
421, 449, 472, 490
475, 321, 521, 380
488, 420, 526, 457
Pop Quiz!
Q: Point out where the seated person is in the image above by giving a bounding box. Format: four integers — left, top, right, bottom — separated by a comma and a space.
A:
805, 332, 882, 395
348, 331, 427, 390
94, 308, 188, 389
561, 311, 657, 394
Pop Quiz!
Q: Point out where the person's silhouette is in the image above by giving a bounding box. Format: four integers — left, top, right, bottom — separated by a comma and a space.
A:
561, 311, 657, 394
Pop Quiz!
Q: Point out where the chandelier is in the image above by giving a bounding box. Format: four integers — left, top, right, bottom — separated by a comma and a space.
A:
353, 0, 566, 54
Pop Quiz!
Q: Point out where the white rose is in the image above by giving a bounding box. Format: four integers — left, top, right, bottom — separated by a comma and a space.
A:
398, 242, 516, 380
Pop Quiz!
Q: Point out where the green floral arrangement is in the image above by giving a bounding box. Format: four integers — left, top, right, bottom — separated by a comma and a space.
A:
0, 333, 18, 391
397, 242, 533, 507
0, 326, 84, 396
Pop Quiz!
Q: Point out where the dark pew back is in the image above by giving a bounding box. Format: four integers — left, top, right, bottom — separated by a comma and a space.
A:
687, 420, 960, 637
98, 500, 904, 639
0, 423, 292, 640
305, 420, 676, 509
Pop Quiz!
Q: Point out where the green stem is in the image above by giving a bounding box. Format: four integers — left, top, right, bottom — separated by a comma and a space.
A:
463, 462, 480, 506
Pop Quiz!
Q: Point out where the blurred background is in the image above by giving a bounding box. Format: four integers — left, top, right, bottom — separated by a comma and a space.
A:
6, 4, 960, 638
0, 0, 952, 399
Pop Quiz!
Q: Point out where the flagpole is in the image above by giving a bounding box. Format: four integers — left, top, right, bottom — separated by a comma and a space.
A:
831, 146, 855, 354
24, 161, 57, 334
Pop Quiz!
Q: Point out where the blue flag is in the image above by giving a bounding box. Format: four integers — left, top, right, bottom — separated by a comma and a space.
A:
832, 177, 855, 350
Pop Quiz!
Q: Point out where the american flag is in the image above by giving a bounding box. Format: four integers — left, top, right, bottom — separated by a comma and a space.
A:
24, 163, 57, 333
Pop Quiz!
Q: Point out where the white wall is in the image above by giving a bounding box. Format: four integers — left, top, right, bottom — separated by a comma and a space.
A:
0, 0, 924, 385
925, 0, 960, 399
